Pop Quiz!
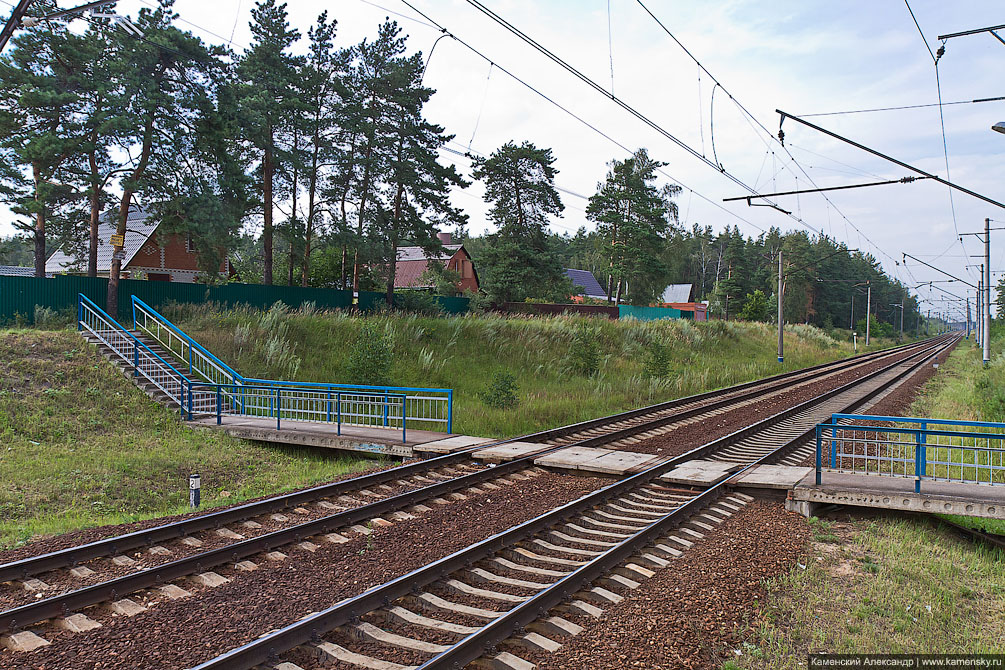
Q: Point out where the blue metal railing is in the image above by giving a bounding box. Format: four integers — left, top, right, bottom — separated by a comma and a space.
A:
815, 413, 1005, 493
128, 295, 453, 433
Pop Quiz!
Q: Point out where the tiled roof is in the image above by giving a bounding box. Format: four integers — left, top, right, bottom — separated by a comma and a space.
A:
394, 259, 443, 288
565, 268, 607, 299
0, 265, 37, 277
46, 207, 158, 274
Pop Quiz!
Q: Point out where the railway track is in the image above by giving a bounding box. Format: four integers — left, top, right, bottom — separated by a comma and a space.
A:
0, 336, 948, 661
181, 335, 955, 670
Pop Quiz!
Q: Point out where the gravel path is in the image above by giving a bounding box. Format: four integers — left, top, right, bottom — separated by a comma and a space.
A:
521, 500, 810, 670
1, 471, 603, 670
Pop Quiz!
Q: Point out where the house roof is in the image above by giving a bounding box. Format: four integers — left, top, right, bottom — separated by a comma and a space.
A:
565, 268, 607, 299
46, 207, 158, 274
0, 265, 37, 277
396, 244, 461, 262
660, 283, 693, 303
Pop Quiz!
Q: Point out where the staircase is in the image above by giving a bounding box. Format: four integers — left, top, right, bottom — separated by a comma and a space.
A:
76, 293, 454, 437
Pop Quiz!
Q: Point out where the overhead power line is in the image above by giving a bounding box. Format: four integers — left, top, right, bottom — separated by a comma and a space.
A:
460, 0, 821, 235
631, 0, 903, 275
799, 96, 1005, 117
397, 0, 773, 234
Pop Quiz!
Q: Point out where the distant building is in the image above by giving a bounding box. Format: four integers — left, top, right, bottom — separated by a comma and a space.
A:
0, 265, 40, 278
659, 283, 694, 304
393, 232, 478, 293
45, 207, 234, 283
565, 268, 608, 301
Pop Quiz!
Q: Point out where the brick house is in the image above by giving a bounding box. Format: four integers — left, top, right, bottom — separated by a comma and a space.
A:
46, 207, 234, 283
393, 233, 478, 293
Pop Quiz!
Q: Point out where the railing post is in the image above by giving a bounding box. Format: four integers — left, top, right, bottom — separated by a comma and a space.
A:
188, 346, 193, 376
276, 388, 281, 431
337, 393, 341, 436
187, 381, 194, 421
131, 297, 137, 332
326, 390, 332, 423
829, 421, 838, 470
815, 425, 823, 485
77, 295, 83, 331
383, 391, 389, 427
919, 421, 927, 491
402, 397, 406, 444
447, 390, 453, 434
133, 341, 139, 377
216, 386, 222, 425
915, 429, 924, 493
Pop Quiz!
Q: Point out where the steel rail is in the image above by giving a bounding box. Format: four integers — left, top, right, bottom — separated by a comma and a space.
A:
416, 336, 957, 670
190, 336, 953, 670
0, 336, 926, 584
0, 338, 934, 632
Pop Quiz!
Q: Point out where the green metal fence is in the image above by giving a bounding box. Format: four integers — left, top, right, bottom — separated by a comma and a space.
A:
0, 275, 355, 324
617, 305, 683, 321
0, 275, 469, 325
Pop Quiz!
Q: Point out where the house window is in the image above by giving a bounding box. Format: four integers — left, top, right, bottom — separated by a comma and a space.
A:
186, 234, 195, 253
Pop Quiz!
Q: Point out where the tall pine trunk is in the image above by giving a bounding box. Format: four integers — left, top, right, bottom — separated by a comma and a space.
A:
32, 163, 45, 278
108, 112, 154, 316
262, 126, 275, 285
352, 141, 375, 292
87, 143, 101, 277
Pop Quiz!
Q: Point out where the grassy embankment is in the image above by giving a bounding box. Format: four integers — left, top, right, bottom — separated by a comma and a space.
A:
167, 302, 899, 438
737, 332, 1005, 667
0, 329, 376, 549
2, 308, 891, 549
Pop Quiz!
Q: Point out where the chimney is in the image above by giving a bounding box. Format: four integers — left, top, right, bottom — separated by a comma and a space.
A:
437, 232, 452, 245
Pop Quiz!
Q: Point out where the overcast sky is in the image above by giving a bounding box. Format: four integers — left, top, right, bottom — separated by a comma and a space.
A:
4, 0, 1004, 320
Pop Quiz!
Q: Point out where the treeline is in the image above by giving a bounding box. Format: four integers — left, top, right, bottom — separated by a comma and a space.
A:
0, 1, 916, 331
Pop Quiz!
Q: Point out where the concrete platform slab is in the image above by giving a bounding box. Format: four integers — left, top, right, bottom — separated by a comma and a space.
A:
534, 446, 613, 471
660, 459, 742, 486
730, 464, 813, 489
192, 417, 450, 458
791, 471, 1005, 521
579, 451, 662, 475
473, 441, 550, 463
415, 435, 495, 454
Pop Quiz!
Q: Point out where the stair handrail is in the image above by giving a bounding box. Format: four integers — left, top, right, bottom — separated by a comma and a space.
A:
78, 293, 191, 413
131, 295, 242, 387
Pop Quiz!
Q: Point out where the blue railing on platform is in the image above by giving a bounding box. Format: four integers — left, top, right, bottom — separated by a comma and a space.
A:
815, 413, 1005, 493
128, 295, 453, 433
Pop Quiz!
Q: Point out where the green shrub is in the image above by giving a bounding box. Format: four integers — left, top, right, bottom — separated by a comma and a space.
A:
33, 306, 73, 330
394, 291, 443, 316
345, 321, 392, 385
567, 322, 601, 376
643, 336, 672, 379
479, 370, 519, 409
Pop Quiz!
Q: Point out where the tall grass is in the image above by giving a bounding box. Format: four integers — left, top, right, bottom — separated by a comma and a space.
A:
169, 306, 888, 438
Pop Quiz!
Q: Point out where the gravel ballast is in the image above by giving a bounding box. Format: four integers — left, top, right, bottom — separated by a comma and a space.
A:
522, 500, 810, 670
1, 470, 604, 670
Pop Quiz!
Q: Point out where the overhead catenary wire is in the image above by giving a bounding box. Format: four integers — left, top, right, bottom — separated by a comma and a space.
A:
397, 0, 771, 234
799, 95, 1005, 117
631, 0, 903, 274
460, 0, 813, 234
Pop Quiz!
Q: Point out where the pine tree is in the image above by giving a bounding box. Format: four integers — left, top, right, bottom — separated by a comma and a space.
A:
0, 11, 84, 276
105, 2, 230, 313
472, 141, 570, 303
238, 0, 300, 285
586, 148, 680, 305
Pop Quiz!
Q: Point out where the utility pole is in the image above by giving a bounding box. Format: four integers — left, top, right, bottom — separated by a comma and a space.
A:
900, 294, 905, 340
966, 296, 971, 339
927, 309, 930, 336
850, 294, 855, 329
865, 282, 872, 346
985, 218, 991, 366
0, 0, 33, 53
777, 251, 784, 363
